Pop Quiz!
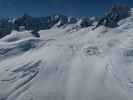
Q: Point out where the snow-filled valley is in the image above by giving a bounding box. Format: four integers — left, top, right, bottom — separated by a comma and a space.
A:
0, 7, 133, 100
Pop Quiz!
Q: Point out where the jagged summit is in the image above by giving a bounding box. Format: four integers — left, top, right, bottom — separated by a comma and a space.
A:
95, 4, 130, 28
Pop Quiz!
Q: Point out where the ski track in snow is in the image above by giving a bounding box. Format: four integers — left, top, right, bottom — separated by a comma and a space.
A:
0, 15, 133, 100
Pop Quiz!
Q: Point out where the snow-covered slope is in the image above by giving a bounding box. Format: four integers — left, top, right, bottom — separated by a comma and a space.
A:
0, 8, 133, 100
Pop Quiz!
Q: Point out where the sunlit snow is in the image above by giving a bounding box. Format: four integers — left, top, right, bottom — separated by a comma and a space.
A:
0, 10, 133, 100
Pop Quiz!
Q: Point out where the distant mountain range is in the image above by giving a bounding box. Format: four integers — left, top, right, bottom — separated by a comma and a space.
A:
0, 4, 130, 38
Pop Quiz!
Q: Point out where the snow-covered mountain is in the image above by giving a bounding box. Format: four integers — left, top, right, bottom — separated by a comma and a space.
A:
0, 5, 133, 100
0, 13, 98, 38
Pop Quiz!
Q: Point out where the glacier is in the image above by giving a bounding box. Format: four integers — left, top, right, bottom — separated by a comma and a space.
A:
0, 7, 133, 100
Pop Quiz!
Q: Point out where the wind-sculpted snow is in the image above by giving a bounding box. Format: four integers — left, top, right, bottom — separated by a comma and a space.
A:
0, 61, 41, 100
0, 38, 44, 61
0, 11, 133, 100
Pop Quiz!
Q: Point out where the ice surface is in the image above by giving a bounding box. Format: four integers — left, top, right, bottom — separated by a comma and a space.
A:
0, 10, 133, 100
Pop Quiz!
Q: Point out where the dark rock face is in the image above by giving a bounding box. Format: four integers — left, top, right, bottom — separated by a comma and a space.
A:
95, 4, 130, 28
80, 18, 96, 28
0, 18, 14, 38
56, 14, 68, 27
68, 17, 78, 24
31, 30, 40, 38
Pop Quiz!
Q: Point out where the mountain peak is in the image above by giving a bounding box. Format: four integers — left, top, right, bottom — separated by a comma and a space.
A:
95, 4, 130, 28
